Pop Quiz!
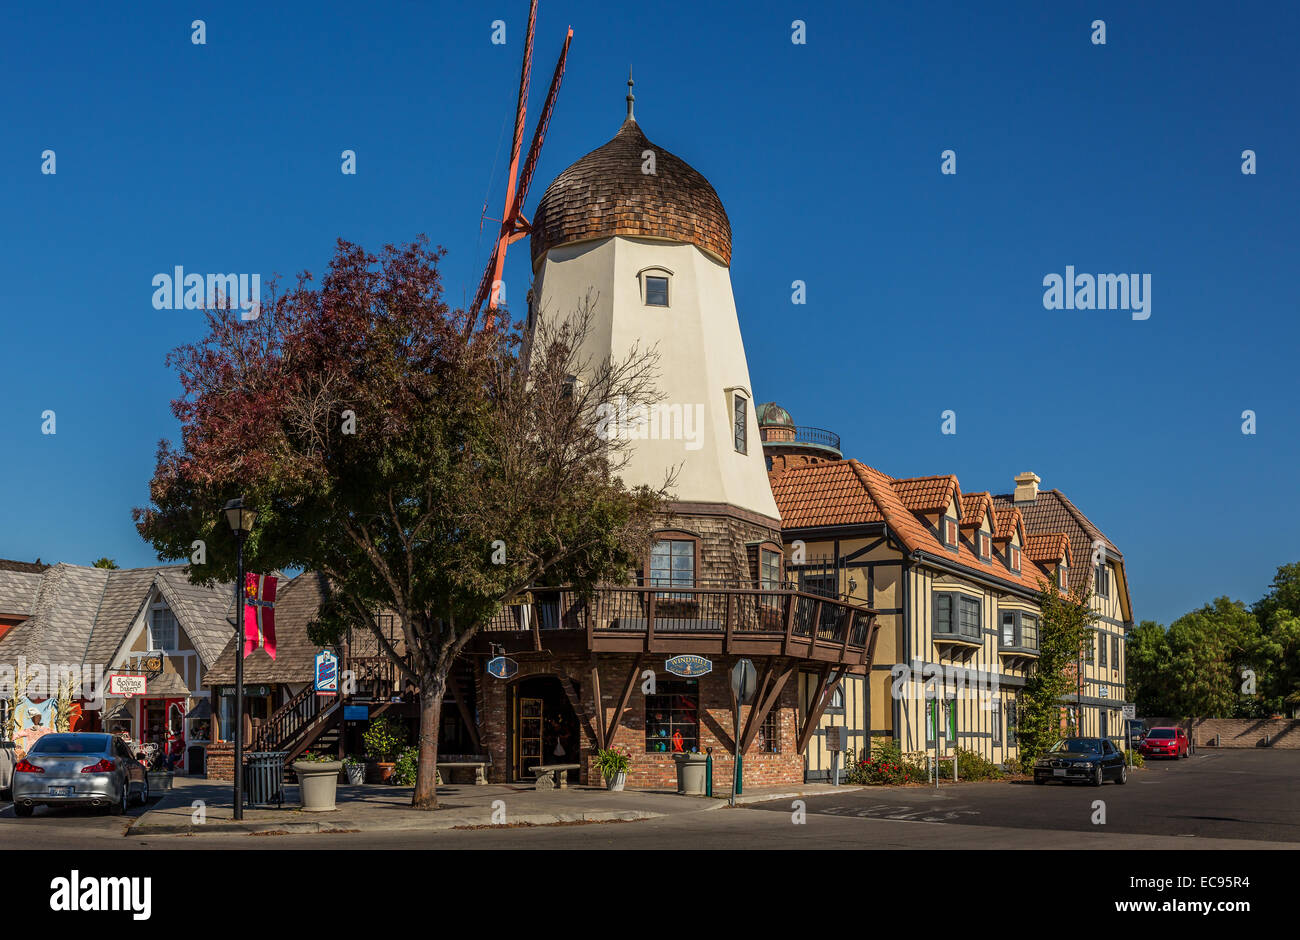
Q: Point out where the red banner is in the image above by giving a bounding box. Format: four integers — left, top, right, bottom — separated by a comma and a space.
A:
242, 572, 277, 660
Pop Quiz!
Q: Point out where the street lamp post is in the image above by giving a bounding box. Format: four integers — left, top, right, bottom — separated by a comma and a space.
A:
223, 497, 258, 821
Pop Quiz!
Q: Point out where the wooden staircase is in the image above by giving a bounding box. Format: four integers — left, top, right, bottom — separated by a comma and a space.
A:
251, 684, 343, 762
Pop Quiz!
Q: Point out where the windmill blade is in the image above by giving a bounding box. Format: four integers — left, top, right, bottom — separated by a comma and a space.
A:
511, 26, 574, 223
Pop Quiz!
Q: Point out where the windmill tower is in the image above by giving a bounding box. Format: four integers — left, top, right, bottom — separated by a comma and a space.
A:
527, 76, 782, 582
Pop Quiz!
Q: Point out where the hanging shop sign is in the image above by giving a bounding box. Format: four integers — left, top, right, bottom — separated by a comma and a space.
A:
107, 674, 148, 697
487, 656, 519, 680
314, 649, 339, 694
665, 655, 712, 678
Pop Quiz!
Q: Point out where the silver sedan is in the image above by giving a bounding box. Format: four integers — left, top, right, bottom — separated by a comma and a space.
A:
11, 733, 148, 817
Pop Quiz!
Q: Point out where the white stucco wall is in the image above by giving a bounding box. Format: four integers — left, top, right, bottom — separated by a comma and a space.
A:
531, 235, 780, 522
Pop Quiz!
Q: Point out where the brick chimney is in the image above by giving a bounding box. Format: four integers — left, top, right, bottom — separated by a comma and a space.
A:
1013, 471, 1041, 503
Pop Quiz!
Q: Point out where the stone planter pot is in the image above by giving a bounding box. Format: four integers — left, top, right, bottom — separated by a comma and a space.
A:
293, 760, 344, 812
343, 763, 366, 785
605, 771, 626, 791
673, 752, 708, 796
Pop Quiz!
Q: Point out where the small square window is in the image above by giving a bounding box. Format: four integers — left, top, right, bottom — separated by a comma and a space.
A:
645, 276, 669, 306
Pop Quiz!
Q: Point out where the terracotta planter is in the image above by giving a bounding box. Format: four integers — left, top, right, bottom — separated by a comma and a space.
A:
293, 760, 343, 811
368, 761, 395, 784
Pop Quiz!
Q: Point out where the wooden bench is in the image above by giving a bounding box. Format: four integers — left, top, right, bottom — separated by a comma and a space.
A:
531, 763, 580, 790
434, 761, 489, 786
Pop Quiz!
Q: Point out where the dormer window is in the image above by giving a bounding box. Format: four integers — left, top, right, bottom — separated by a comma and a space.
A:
1058, 563, 1069, 590
638, 267, 672, 307
1008, 544, 1021, 573
978, 531, 991, 562
942, 517, 958, 550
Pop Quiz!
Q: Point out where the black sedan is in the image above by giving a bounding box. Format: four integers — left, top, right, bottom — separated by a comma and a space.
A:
1033, 737, 1128, 786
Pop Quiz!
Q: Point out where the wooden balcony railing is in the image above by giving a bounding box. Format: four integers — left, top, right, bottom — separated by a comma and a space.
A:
482, 585, 878, 664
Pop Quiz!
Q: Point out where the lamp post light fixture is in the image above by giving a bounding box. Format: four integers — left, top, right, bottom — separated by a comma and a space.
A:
223, 497, 258, 820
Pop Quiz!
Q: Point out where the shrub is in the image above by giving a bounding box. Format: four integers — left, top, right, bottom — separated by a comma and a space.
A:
362, 715, 406, 762
390, 746, 419, 786
844, 739, 930, 785
938, 747, 1004, 781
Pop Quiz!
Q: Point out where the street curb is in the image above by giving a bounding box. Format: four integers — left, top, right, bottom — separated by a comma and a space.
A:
127, 807, 673, 837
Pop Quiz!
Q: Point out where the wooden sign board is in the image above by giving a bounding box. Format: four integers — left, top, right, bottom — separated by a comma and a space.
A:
108, 674, 147, 697
824, 726, 846, 752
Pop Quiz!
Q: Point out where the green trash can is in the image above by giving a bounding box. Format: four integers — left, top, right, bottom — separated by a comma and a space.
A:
244, 751, 288, 808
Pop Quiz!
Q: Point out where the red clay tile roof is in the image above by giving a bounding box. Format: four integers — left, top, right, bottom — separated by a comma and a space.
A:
992, 489, 1121, 595
1024, 532, 1072, 565
960, 492, 993, 528
772, 460, 1055, 594
892, 475, 959, 514
769, 460, 884, 528
993, 503, 1024, 542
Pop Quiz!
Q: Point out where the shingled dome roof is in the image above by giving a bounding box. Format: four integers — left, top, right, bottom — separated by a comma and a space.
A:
530, 117, 732, 267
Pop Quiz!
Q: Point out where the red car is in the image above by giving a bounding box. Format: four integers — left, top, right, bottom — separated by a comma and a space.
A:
1138, 726, 1190, 759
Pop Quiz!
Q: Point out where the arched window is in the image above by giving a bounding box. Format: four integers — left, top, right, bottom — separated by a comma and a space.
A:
636, 267, 673, 307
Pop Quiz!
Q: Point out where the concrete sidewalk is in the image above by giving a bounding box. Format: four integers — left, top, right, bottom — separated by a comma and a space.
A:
129, 776, 861, 837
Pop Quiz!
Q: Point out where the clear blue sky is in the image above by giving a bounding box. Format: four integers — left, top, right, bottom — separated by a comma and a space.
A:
1, 1, 1296, 626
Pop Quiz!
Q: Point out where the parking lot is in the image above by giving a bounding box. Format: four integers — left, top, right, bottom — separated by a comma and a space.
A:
750, 748, 1300, 843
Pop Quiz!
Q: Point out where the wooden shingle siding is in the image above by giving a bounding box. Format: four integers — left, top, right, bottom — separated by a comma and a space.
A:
530, 118, 733, 268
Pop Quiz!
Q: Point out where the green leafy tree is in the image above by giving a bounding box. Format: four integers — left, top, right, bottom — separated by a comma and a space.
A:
1164, 598, 1260, 718
1013, 579, 1097, 768
1126, 619, 1174, 716
1253, 563, 1300, 715
92, 557, 119, 569
135, 238, 664, 809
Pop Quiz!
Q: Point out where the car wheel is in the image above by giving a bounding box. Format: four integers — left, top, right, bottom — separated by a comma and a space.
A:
1034, 776, 1047, 785
109, 788, 126, 816
139, 776, 150, 807
1117, 763, 1128, 784
1092, 766, 1104, 787
14, 802, 34, 818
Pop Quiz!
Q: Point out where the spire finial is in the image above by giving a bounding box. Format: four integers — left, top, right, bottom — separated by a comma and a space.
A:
626, 66, 635, 120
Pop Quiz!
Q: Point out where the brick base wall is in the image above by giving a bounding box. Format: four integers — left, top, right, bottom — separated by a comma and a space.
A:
480, 653, 805, 790
206, 742, 234, 781
1146, 717, 1300, 748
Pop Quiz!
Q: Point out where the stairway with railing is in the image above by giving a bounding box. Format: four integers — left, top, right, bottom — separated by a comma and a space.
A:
250, 683, 343, 762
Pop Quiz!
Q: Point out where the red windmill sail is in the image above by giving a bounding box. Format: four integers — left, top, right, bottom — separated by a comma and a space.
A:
467, 0, 573, 335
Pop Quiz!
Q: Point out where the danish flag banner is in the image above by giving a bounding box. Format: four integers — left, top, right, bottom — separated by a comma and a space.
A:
242, 572, 278, 660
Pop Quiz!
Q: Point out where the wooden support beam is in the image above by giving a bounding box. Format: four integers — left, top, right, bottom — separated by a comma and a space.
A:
530, 599, 542, 652
782, 592, 798, 656
448, 674, 482, 752
559, 675, 600, 751
796, 664, 849, 754
589, 657, 607, 751
605, 654, 644, 746
740, 661, 796, 754
645, 592, 657, 653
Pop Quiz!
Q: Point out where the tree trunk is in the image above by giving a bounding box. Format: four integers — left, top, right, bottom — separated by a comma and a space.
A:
411, 670, 445, 809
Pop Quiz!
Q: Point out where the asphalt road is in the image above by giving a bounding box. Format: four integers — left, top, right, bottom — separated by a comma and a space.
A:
0, 749, 1295, 850
747, 748, 1300, 844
